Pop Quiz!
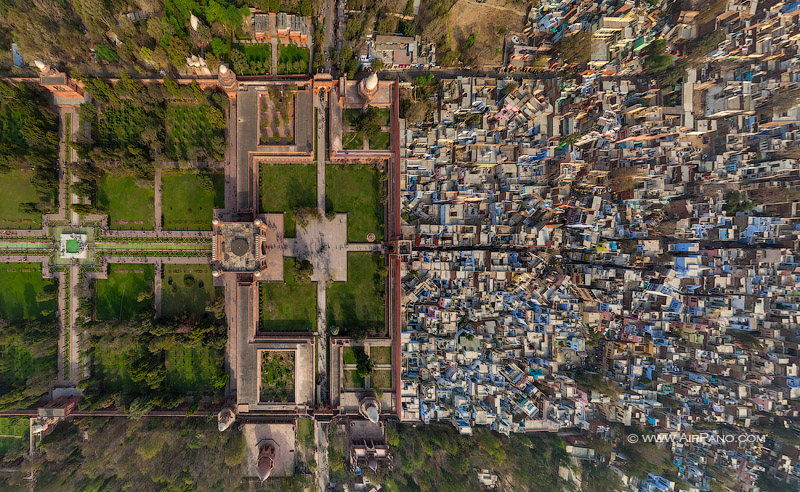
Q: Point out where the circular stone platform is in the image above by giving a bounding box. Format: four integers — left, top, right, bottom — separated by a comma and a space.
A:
231, 237, 250, 256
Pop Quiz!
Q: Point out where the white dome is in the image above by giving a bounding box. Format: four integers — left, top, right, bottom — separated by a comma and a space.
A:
365, 73, 378, 91
366, 406, 379, 424
254, 218, 263, 226
33, 60, 46, 70
190, 14, 200, 31
219, 64, 229, 74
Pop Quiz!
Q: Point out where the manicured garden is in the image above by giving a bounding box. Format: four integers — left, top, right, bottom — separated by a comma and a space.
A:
96, 174, 154, 230
94, 264, 155, 320
161, 264, 218, 319
278, 44, 309, 74
165, 104, 227, 161
230, 43, 271, 75
342, 132, 364, 150
343, 369, 365, 389
342, 346, 357, 365
327, 253, 386, 339
326, 165, 384, 243
0, 417, 28, 454
259, 87, 295, 145
259, 163, 316, 237
369, 131, 391, 150
92, 342, 137, 392
0, 263, 56, 320
260, 351, 295, 402
0, 170, 54, 229
162, 173, 224, 231
259, 258, 316, 332
165, 345, 224, 392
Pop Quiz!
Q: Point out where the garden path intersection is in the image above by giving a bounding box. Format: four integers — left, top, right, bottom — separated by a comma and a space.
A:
0, 68, 401, 485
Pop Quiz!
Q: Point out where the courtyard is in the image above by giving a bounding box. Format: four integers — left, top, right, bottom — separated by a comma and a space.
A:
162, 172, 225, 231
0, 169, 55, 230
161, 264, 219, 319
259, 87, 295, 146
327, 253, 386, 339
0, 263, 56, 320
260, 351, 295, 403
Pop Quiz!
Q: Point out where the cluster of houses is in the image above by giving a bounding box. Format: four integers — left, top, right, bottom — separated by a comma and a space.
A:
396, 3, 800, 489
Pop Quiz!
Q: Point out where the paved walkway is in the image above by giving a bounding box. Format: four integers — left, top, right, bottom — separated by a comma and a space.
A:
154, 260, 162, 318
68, 265, 80, 382
100, 230, 213, 239
271, 38, 278, 75
316, 92, 326, 210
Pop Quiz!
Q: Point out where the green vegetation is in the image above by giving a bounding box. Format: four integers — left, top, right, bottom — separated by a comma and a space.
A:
327, 253, 386, 340
343, 132, 364, 150
644, 39, 672, 73
0, 312, 57, 410
355, 347, 373, 378
260, 351, 295, 402
278, 44, 310, 74
345, 107, 390, 149
0, 417, 27, 456
369, 131, 390, 150
342, 346, 358, 365
165, 104, 227, 161
326, 165, 384, 243
341, 424, 573, 491
0, 418, 247, 490
259, 258, 316, 332
555, 31, 591, 65
259, 163, 317, 237
94, 264, 155, 320
0, 169, 54, 229
162, 172, 224, 231
165, 345, 224, 392
370, 345, 392, 364
75, 77, 228, 176
96, 174, 155, 230
298, 417, 315, 454
723, 191, 754, 215
161, 264, 219, 319
0, 81, 59, 214
0, 263, 57, 320
230, 44, 271, 75
343, 369, 365, 389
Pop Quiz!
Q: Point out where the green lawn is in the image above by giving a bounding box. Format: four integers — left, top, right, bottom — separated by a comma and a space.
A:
342, 132, 363, 150
0, 169, 54, 229
369, 131, 390, 150
161, 264, 218, 318
95, 264, 154, 320
343, 108, 389, 127
92, 342, 138, 392
342, 347, 357, 365
326, 165, 384, 243
278, 44, 309, 74
162, 173, 224, 231
370, 346, 392, 365
370, 369, 392, 389
259, 163, 317, 237
327, 253, 385, 338
259, 258, 316, 332
0, 417, 28, 454
165, 345, 223, 392
343, 370, 365, 389
297, 418, 314, 455
97, 174, 154, 230
0, 263, 56, 320
165, 105, 225, 161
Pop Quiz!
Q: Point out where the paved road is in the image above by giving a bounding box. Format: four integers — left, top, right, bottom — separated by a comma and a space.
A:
154, 168, 163, 232
322, 0, 336, 73
384, 68, 567, 83
315, 421, 330, 492
68, 265, 80, 382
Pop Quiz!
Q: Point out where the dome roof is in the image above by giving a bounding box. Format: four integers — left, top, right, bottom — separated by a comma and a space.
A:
366, 405, 379, 424
365, 73, 378, 91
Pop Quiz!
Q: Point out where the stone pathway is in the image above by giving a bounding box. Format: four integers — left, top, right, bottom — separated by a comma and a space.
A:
68, 265, 80, 382
154, 168, 163, 233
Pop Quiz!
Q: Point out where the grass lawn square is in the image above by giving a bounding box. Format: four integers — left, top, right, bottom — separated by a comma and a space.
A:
259, 258, 316, 332
278, 44, 309, 74
260, 351, 295, 403
369, 131, 390, 150
259, 163, 316, 237
343, 370, 365, 389
342, 132, 363, 150
370, 369, 392, 389
234, 43, 271, 74
0, 263, 56, 320
165, 345, 223, 392
161, 264, 218, 318
0, 418, 28, 454
165, 105, 225, 161
370, 346, 392, 365
342, 346, 357, 365
95, 264, 154, 320
327, 253, 386, 338
0, 170, 54, 229
97, 174, 154, 231
297, 418, 314, 455
326, 165, 384, 243
162, 173, 224, 231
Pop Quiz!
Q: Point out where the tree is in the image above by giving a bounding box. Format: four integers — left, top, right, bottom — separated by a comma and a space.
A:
294, 259, 314, 283
355, 348, 374, 378
465, 33, 477, 48
372, 58, 384, 73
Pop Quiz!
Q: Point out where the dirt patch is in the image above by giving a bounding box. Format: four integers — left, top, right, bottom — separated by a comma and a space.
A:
447, 0, 527, 66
